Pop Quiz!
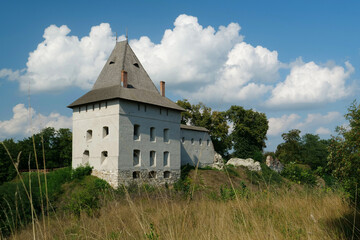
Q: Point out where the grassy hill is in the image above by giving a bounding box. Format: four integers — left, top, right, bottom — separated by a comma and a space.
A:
1, 165, 359, 240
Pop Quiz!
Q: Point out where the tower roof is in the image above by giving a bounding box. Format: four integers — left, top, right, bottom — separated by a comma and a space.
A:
68, 40, 184, 111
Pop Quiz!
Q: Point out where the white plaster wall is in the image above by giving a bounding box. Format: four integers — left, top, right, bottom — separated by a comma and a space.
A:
180, 129, 215, 167
118, 100, 182, 175
72, 100, 120, 171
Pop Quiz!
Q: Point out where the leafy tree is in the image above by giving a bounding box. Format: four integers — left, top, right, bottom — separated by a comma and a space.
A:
226, 106, 268, 159
275, 129, 302, 164
177, 100, 231, 156
328, 101, 360, 202
300, 133, 330, 170
0, 139, 18, 185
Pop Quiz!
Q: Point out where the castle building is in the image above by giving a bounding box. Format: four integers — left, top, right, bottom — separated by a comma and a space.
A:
68, 40, 215, 187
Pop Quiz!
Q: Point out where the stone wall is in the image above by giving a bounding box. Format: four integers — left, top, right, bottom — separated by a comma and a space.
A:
92, 169, 180, 188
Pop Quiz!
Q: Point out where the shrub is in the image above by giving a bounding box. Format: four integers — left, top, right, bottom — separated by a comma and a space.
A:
281, 162, 317, 186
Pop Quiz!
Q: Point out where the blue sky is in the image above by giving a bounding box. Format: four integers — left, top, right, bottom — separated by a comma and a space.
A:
0, 0, 359, 151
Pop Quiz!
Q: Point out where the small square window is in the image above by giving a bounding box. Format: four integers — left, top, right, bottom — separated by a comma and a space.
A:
86, 130, 92, 141
133, 150, 141, 166
134, 125, 140, 141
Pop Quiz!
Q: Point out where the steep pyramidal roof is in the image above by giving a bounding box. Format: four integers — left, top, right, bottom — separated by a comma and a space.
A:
68, 40, 184, 111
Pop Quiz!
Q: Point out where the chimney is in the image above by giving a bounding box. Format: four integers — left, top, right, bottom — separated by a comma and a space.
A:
121, 70, 128, 88
160, 81, 165, 97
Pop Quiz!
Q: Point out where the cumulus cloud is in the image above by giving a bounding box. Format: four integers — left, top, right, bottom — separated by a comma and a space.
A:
0, 104, 72, 139
267, 60, 354, 108
1, 23, 116, 92
131, 16, 280, 103
268, 111, 342, 136
0, 14, 354, 110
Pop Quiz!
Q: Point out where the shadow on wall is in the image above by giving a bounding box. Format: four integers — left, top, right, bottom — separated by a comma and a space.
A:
181, 143, 201, 167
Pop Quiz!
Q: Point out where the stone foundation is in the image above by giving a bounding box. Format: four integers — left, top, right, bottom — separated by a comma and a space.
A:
92, 169, 180, 188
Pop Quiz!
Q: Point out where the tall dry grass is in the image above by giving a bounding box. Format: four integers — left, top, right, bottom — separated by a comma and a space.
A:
9, 186, 359, 240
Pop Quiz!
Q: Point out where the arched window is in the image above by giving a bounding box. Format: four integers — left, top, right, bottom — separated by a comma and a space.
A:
82, 150, 89, 164
163, 151, 170, 167
133, 150, 141, 166
150, 151, 156, 167
134, 125, 140, 140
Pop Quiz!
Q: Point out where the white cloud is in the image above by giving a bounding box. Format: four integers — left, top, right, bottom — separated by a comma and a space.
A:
1, 23, 117, 92
315, 127, 331, 135
268, 114, 301, 136
267, 60, 354, 107
268, 111, 342, 136
131, 14, 243, 86
0, 104, 72, 139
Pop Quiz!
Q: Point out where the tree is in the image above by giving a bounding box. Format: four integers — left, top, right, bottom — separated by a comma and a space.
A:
226, 106, 268, 159
300, 133, 330, 170
328, 101, 360, 202
0, 139, 18, 185
275, 129, 301, 164
176, 100, 231, 156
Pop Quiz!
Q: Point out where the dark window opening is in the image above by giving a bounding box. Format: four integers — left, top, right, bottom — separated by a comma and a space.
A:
164, 151, 169, 167
133, 171, 140, 179
86, 130, 92, 141
164, 171, 171, 179
149, 171, 156, 179
133, 63, 140, 68
103, 126, 109, 138
134, 125, 140, 140
150, 151, 156, 167
109, 61, 115, 65
133, 149, 140, 166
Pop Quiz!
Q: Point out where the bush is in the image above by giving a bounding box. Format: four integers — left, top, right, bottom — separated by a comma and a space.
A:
281, 162, 317, 186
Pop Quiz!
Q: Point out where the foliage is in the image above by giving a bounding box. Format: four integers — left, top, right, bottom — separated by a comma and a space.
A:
328, 101, 360, 203
0, 139, 18, 185
275, 129, 302, 164
174, 164, 194, 194
245, 163, 283, 186
275, 129, 330, 170
176, 99, 231, 156
281, 162, 317, 186
63, 176, 110, 217
0, 166, 93, 236
145, 223, 159, 240
226, 106, 268, 159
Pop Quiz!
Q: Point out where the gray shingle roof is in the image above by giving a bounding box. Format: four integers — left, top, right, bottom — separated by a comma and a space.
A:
68, 40, 184, 111
180, 124, 209, 132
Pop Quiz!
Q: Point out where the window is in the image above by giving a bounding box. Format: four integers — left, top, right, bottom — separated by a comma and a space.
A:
164, 128, 169, 143
164, 151, 169, 167
207, 139, 210, 146
199, 138, 202, 146
133, 171, 140, 179
150, 151, 156, 167
149, 171, 156, 178
92, 104, 95, 111
109, 61, 115, 65
164, 171, 171, 179
150, 127, 156, 142
160, 108, 162, 115
134, 124, 140, 140
191, 138, 194, 145
133, 150, 141, 166
144, 105, 147, 112
82, 150, 89, 164
105, 101, 108, 108
133, 63, 140, 68
101, 151, 108, 164
78, 107, 81, 113
86, 130, 92, 141
181, 137, 185, 143
138, 103, 141, 111
103, 126, 109, 138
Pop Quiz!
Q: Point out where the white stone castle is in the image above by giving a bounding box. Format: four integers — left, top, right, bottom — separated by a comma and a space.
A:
68, 40, 215, 187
